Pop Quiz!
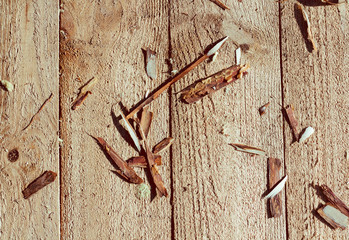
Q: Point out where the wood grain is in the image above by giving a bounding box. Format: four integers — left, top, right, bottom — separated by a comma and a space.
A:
0, 0, 59, 239
59, 0, 171, 239
281, 1, 349, 239
169, 1, 286, 239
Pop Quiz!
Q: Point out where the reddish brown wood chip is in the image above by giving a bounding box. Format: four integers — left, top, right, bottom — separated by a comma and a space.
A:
268, 157, 282, 217
127, 155, 162, 168
181, 64, 249, 104
22, 171, 57, 199
140, 106, 153, 139
284, 104, 299, 141
153, 137, 174, 154
259, 102, 270, 116
321, 185, 349, 217
72, 91, 91, 110
317, 204, 348, 229
96, 137, 143, 184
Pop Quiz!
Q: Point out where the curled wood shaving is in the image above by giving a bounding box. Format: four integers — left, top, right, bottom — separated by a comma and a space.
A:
145, 48, 157, 80
321, 185, 349, 217
230, 143, 266, 156
318, 205, 348, 229
298, 126, 315, 143
235, 47, 241, 65
0, 80, 14, 92
120, 111, 142, 152
296, 3, 317, 52
321, 0, 347, 4
263, 175, 288, 200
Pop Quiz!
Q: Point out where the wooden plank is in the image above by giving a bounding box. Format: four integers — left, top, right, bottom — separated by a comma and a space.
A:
0, 0, 59, 239
281, 1, 349, 239
170, 1, 285, 239
59, 0, 171, 239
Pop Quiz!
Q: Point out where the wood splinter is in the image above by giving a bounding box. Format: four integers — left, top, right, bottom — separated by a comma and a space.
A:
22, 171, 57, 199
181, 64, 249, 104
95, 137, 144, 184
295, 3, 317, 52
267, 157, 282, 218
321, 185, 349, 217
127, 155, 162, 168
153, 137, 174, 154
210, 0, 230, 10
318, 205, 348, 229
72, 77, 98, 110
284, 104, 299, 141
138, 125, 168, 197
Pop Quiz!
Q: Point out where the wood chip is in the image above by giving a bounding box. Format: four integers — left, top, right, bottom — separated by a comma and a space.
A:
120, 111, 142, 152
153, 137, 174, 154
95, 137, 143, 184
22, 171, 57, 199
296, 3, 317, 52
140, 106, 153, 139
318, 205, 348, 229
0, 80, 14, 92
284, 104, 299, 141
259, 102, 270, 116
181, 64, 249, 104
235, 47, 241, 65
230, 143, 266, 156
321, 185, 349, 217
268, 157, 282, 217
72, 77, 98, 110
127, 155, 162, 168
263, 175, 288, 200
145, 48, 157, 80
298, 126, 315, 143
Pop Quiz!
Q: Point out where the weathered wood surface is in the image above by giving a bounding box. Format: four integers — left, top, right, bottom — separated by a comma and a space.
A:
281, 1, 349, 239
1, 0, 349, 239
59, 0, 171, 239
0, 0, 59, 239
170, 1, 286, 239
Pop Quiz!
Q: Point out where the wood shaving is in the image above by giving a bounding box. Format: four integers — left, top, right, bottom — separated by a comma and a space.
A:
72, 77, 98, 110
263, 175, 288, 200
145, 48, 157, 80
120, 111, 142, 152
296, 3, 317, 52
235, 47, 241, 65
230, 143, 266, 156
0, 80, 14, 92
318, 205, 348, 229
298, 126, 315, 143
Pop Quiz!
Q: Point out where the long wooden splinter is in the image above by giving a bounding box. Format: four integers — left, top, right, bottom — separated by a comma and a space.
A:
268, 157, 282, 218
126, 36, 229, 119
96, 137, 143, 184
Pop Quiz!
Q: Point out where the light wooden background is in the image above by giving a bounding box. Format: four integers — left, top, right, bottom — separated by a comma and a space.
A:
1, 0, 348, 239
